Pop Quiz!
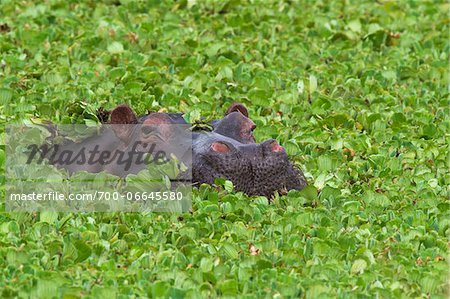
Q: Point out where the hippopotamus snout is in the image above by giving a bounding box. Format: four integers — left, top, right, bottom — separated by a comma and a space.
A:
193, 134, 307, 197
254, 140, 306, 196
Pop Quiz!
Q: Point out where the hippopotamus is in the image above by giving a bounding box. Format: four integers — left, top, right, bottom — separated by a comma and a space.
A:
34, 103, 307, 197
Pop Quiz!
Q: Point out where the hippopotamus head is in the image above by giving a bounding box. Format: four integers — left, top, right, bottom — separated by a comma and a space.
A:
192, 103, 307, 197
108, 104, 190, 161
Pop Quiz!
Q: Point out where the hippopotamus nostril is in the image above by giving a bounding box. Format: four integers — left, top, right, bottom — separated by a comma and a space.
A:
270, 141, 284, 153
260, 139, 285, 155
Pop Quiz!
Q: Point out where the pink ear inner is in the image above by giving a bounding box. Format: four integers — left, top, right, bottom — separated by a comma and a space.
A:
211, 142, 230, 153
271, 141, 284, 153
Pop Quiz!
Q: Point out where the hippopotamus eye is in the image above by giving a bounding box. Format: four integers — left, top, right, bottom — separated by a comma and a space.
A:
211, 142, 231, 153
141, 126, 157, 136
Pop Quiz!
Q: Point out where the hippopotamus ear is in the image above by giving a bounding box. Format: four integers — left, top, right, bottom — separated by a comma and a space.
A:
110, 104, 138, 124
109, 104, 138, 142
225, 102, 249, 117
213, 111, 256, 144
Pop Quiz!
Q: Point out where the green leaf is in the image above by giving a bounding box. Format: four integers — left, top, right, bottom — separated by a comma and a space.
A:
224, 180, 233, 193
0, 88, 13, 104
220, 243, 239, 259
39, 211, 58, 224
351, 259, 367, 275
74, 240, 92, 263
347, 19, 361, 33
199, 257, 213, 272
309, 74, 317, 93
108, 41, 124, 54
299, 185, 318, 201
